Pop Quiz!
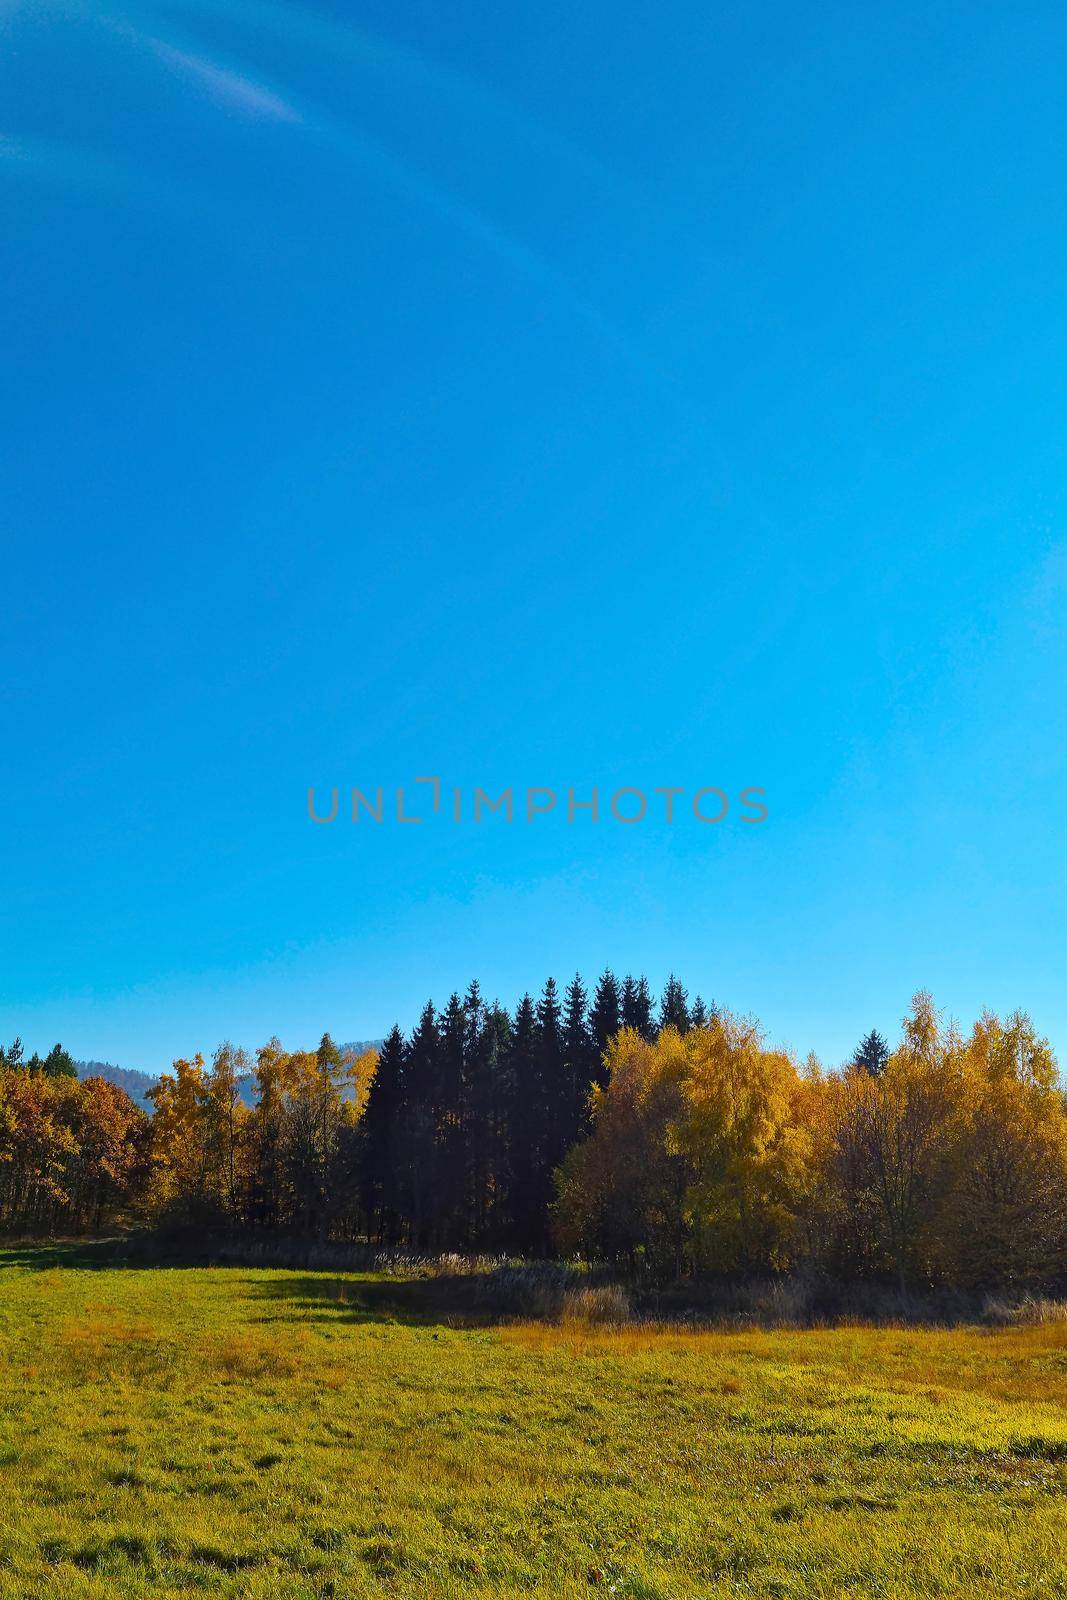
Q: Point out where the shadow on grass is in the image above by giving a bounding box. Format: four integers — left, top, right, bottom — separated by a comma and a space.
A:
7, 1239, 1019, 1331
0, 1239, 546, 1329
247, 1272, 512, 1329
0, 1237, 155, 1271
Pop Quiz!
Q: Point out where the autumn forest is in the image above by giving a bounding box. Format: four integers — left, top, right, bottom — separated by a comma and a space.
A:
2, 975, 1065, 1294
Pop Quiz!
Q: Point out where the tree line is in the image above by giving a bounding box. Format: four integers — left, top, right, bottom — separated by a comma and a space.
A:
2, 977, 1066, 1289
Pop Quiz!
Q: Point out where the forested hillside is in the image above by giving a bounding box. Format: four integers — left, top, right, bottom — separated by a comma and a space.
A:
76, 1062, 157, 1110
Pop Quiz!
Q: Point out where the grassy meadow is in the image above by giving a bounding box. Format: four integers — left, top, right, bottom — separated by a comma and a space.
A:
1, 1247, 1066, 1598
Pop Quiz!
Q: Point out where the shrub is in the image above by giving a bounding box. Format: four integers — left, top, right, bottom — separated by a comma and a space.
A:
561, 1284, 632, 1327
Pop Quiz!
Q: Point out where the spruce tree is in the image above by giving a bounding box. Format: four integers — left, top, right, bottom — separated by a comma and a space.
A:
622, 974, 656, 1040
43, 1043, 76, 1078
435, 993, 469, 1246
853, 1028, 890, 1077
563, 973, 595, 1135
402, 1002, 439, 1247
589, 969, 621, 1081
359, 1024, 407, 1243
507, 994, 542, 1252
478, 1000, 514, 1245
660, 974, 690, 1034
620, 975, 638, 1028
462, 981, 492, 1245
537, 977, 568, 1175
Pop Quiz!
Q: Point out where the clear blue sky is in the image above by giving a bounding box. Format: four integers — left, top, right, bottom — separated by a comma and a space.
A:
3, 0, 1065, 1073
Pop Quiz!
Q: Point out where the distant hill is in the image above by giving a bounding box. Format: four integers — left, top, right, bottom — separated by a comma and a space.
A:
75, 1041, 382, 1112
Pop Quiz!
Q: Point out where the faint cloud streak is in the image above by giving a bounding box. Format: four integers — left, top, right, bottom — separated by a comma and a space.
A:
146, 37, 300, 123
118, 20, 673, 393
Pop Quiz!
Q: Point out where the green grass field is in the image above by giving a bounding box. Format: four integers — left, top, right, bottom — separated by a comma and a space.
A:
2, 1247, 1066, 1598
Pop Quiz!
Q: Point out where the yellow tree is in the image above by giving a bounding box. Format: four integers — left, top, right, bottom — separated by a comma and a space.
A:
203, 1042, 252, 1224
679, 1015, 816, 1272
248, 1037, 293, 1228
146, 1056, 211, 1224
554, 1027, 690, 1271
555, 1019, 817, 1276
826, 993, 965, 1287
330, 1044, 379, 1236
943, 1011, 1067, 1287
69, 1076, 147, 1229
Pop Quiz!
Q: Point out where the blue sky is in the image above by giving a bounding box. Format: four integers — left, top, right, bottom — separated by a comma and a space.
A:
2, 0, 1066, 1072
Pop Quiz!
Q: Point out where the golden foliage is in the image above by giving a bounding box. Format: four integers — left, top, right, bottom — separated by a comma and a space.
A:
556, 1014, 817, 1274
557, 993, 1067, 1289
